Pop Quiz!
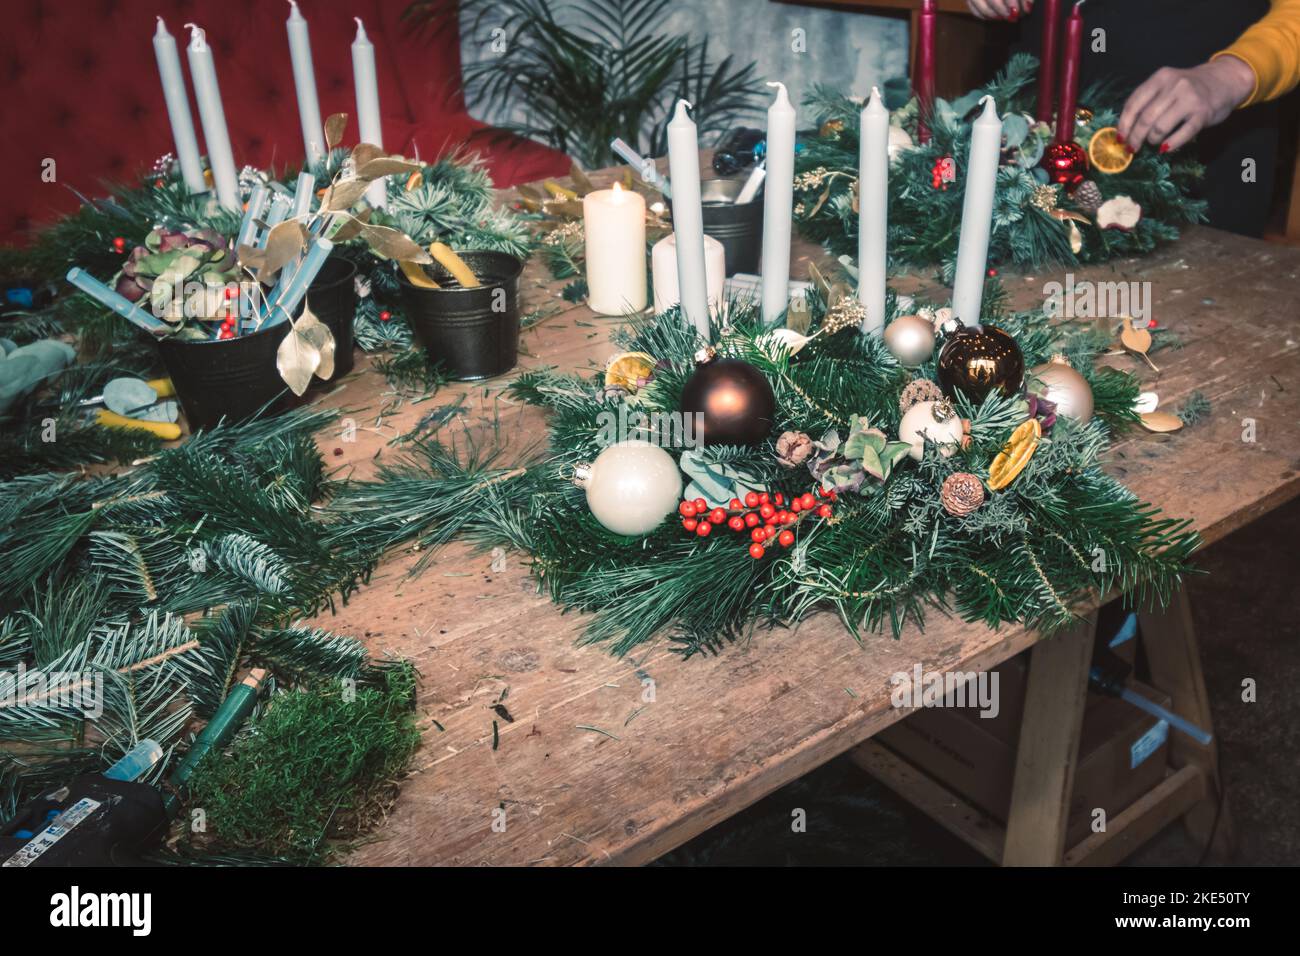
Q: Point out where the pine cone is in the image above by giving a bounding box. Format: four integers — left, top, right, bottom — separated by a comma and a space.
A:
1075, 180, 1103, 215
941, 472, 986, 517
900, 378, 943, 413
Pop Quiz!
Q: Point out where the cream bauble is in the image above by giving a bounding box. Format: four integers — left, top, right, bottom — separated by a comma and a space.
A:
884, 314, 937, 367
899, 399, 965, 461
1030, 355, 1094, 422
573, 441, 682, 536
887, 125, 914, 163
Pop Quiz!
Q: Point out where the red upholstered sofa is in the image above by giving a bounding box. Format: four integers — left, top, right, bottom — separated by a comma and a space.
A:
1, 0, 570, 244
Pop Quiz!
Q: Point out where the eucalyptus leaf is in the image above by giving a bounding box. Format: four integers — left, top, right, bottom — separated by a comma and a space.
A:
679, 449, 761, 508
351, 143, 386, 169
259, 221, 308, 281
1002, 113, 1029, 149
103, 377, 158, 417
276, 325, 322, 397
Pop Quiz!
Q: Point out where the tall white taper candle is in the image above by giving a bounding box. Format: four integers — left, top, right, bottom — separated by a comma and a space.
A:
152, 18, 206, 194
857, 86, 888, 335
666, 100, 709, 339
184, 24, 240, 211
286, 1, 325, 165
352, 18, 386, 209
952, 96, 1003, 327
760, 82, 796, 326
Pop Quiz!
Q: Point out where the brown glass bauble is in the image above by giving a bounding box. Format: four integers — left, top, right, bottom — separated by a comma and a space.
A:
936, 324, 1025, 403
679, 355, 776, 447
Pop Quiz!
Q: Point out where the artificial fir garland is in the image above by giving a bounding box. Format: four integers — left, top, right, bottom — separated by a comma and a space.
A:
795, 55, 1207, 278
0, 408, 416, 856
327, 289, 1198, 659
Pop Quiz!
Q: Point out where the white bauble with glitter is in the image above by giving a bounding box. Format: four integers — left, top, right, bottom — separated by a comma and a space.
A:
573, 441, 682, 536
899, 400, 965, 461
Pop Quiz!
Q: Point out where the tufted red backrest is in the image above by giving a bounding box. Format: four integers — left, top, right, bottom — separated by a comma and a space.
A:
2, 0, 567, 245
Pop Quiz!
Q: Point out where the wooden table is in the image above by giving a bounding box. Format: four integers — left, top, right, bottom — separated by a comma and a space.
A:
313, 163, 1300, 866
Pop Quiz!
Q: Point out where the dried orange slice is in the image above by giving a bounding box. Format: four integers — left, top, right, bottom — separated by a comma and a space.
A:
1088, 127, 1132, 175
988, 418, 1042, 490
604, 352, 657, 392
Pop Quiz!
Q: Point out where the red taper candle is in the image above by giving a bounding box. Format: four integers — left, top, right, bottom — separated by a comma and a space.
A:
1055, 1, 1085, 143
915, 0, 937, 144
1036, 0, 1063, 123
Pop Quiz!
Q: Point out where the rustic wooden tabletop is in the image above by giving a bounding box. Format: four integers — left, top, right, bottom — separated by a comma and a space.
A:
308, 164, 1300, 866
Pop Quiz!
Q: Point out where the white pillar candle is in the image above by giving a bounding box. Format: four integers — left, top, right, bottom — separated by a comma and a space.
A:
153, 18, 206, 194
583, 183, 647, 315
287, 1, 325, 166
760, 82, 796, 327
184, 24, 240, 212
652, 233, 725, 316
857, 86, 889, 335
352, 18, 386, 209
952, 96, 1003, 327
666, 100, 709, 339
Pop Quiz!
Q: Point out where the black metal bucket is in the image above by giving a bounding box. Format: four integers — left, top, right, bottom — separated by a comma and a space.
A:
158, 320, 291, 433
397, 251, 524, 381
672, 179, 764, 277
306, 255, 357, 381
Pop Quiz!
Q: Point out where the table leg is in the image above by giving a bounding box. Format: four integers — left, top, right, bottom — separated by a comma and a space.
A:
1138, 587, 1236, 860
1002, 612, 1098, 866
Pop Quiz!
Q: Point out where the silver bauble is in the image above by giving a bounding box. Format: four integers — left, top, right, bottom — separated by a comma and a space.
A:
573, 440, 682, 536
1030, 356, 1094, 422
898, 399, 965, 461
884, 314, 936, 367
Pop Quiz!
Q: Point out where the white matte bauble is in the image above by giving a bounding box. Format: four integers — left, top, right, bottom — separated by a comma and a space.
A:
1030, 356, 1094, 422
884, 314, 937, 367
899, 400, 965, 461
573, 440, 682, 536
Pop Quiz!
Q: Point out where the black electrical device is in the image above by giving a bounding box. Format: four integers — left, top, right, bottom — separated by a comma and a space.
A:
712, 127, 765, 176
0, 775, 168, 867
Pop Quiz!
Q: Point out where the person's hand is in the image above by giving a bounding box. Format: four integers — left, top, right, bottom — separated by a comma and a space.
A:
1118, 56, 1256, 154
966, 0, 1032, 20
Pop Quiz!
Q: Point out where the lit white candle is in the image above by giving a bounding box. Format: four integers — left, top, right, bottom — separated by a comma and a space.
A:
652, 233, 725, 316
287, 1, 325, 165
352, 18, 386, 209
760, 82, 796, 326
857, 86, 889, 335
184, 24, 240, 211
583, 182, 647, 315
152, 18, 206, 194
952, 96, 1003, 327
666, 100, 709, 338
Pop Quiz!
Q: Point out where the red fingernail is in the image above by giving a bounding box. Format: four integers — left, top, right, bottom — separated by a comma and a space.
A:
1115, 132, 1125, 144
1125, 144, 1136, 154
1159, 142, 1171, 154
1010, 9, 1019, 19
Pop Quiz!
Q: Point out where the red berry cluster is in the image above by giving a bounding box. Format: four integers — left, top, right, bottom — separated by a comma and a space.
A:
930, 157, 952, 191
679, 488, 836, 559
112, 236, 127, 254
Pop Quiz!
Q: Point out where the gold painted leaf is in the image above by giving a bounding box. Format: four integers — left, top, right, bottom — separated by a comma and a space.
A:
259, 221, 307, 282
360, 224, 431, 263
1139, 411, 1183, 432
1119, 320, 1152, 354
276, 323, 321, 396
323, 178, 373, 212
324, 113, 348, 150
329, 209, 372, 243
569, 163, 596, 196
351, 143, 385, 169
357, 156, 423, 180
237, 244, 267, 271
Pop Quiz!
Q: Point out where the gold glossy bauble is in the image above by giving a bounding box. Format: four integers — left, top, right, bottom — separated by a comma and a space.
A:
936, 324, 1025, 403
1030, 355, 1094, 422
883, 314, 936, 367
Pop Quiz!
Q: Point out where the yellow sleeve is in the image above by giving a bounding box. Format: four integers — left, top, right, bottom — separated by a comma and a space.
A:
1214, 0, 1300, 106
